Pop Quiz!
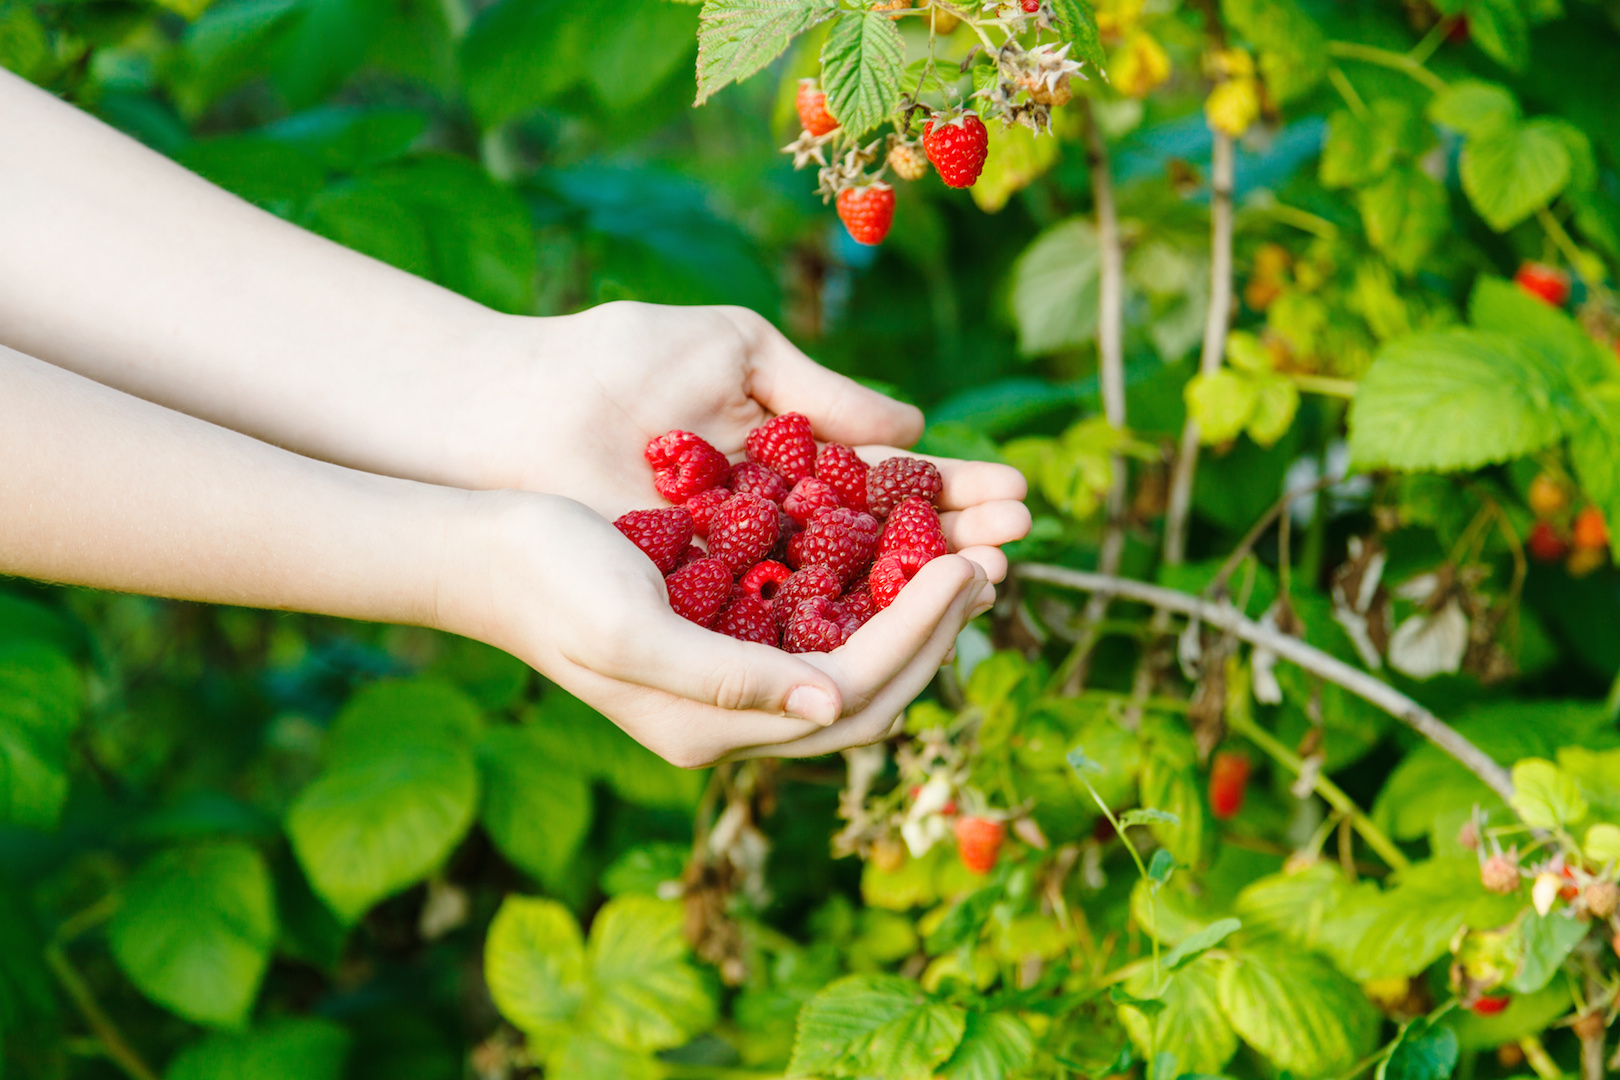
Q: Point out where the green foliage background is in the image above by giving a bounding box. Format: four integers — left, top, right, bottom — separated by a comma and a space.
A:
4, 0, 1620, 1076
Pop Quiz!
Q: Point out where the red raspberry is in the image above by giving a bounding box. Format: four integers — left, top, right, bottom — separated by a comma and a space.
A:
783, 597, 855, 654
666, 558, 733, 627
614, 508, 694, 575
769, 508, 799, 563
714, 595, 778, 646
739, 560, 793, 603
645, 431, 729, 503
707, 494, 781, 574
728, 462, 790, 504
1514, 262, 1569, 307
746, 413, 817, 484
783, 477, 844, 526
1527, 521, 1568, 562
836, 183, 896, 246
815, 443, 869, 512
955, 817, 1004, 874
1573, 506, 1609, 551
685, 487, 731, 538
835, 582, 877, 628
867, 456, 944, 518
788, 508, 880, 584
674, 544, 706, 569
869, 548, 932, 609
1209, 750, 1251, 820
878, 496, 948, 560
923, 113, 989, 189
795, 79, 838, 137
1470, 994, 1512, 1016
1021, 0, 1040, 10
771, 565, 843, 628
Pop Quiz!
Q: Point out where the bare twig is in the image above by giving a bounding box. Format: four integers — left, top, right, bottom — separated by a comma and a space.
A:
1065, 99, 1129, 694
46, 945, 159, 1080
1016, 565, 1519, 803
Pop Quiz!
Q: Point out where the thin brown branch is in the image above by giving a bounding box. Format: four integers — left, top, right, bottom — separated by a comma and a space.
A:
1015, 564, 1519, 803
46, 944, 159, 1080
1065, 99, 1129, 694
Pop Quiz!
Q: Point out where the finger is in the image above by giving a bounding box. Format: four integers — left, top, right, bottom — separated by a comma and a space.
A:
857, 448, 1028, 509
940, 500, 1033, 552
724, 309, 925, 448
570, 606, 845, 726
804, 555, 984, 712
737, 566, 985, 759
954, 544, 1008, 583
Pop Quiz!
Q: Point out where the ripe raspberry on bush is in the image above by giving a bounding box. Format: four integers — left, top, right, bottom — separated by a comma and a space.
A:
646, 431, 730, 503
879, 496, 948, 560
729, 462, 790, 505
783, 596, 857, 653
836, 183, 896, 246
714, 595, 778, 646
739, 560, 793, 604
783, 477, 844, 526
707, 494, 781, 574
789, 507, 881, 583
614, 508, 694, 575
955, 816, 1004, 873
923, 112, 989, 189
868, 455, 944, 518
1514, 262, 1570, 307
795, 79, 838, 137
1209, 750, 1251, 819
685, 487, 731, 538
746, 412, 817, 485
870, 548, 932, 610
666, 558, 733, 627
816, 443, 870, 511
1527, 521, 1569, 563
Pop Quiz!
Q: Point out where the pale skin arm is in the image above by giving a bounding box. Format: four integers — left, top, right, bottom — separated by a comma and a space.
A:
0, 342, 995, 767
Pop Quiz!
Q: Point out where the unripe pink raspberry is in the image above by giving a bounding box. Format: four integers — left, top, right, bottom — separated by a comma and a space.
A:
1481, 854, 1521, 895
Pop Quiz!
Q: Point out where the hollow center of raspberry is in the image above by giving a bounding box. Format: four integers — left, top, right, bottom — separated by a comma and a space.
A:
759, 581, 780, 601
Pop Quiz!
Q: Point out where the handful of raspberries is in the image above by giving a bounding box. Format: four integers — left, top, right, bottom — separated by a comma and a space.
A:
614, 413, 949, 653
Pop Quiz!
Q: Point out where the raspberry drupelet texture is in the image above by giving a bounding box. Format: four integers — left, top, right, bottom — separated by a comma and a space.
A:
788, 508, 880, 584
729, 462, 790, 505
835, 184, 896, 246
685, 487, 731, 538
645, 431, 730, 504
783, 597, 856, 653
795, 79, 838, 137
665, 558, 733, 627
783, 477, 845, 526
613, 507, 694, 575
870, 548, 932, 609
746, 413, 818, 484
714, 595, 778, 646
867, 456, 944, 518
771, 565, 843, 628
707, 494, 781, 574
815, 443, 870, 512
739, 560, 793, 604
922, 113, 990, 189
879, 496, 949, 560
674, 544, 706, 569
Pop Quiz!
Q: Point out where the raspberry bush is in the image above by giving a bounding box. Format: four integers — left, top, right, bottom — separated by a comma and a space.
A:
6, 0, 1620, 1076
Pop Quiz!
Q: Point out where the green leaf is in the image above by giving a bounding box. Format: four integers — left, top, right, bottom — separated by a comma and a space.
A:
971, 123, 1061, 215
483, 895, 587, 1038
1444, 982, 1570, 1051
1464, 0, 1528, 71
1348, 330, 1573, 472
584, 896, 715, 1052
1585, 823, 1620, 864
1320, 101, 1431, 189
165, 1017, 349, 1080
818, 10, 905, 139
1357, 166, 1449, 275
1460, 118, 1572, 232
0, 885, 55, 1034
694, 0, 837, 106
1046, 0, 1107, 71
0, 5, 50, 79
0, 643, 82, 828
586, 0, 699, 110
1508, 909, 1588, 993
547, 1034, 663, 1080
1220, 0, 1328, 103
1011, 218, 1100, 356
938, 1011, 1036, 1080
1234, 862, 1351, 950
1139, 745, 1204, 867
1147, 848, 1176, 886
1427, 79, 1518, 138
1246, 375, 1299, 447
1217, 945, 1381, 1076
109, 842, 276, 1029
1339, 859, 1521, 981
1119, 807, 1181, 829
287, 681, 481, 923
1468, 276, 1614, 388
1376, 1014, 1458, 1080
524, 692, 705, 810
1118, 961, 1237, 1077
1508, 758, 1587, 828
1186, 369, 1258, 445
1163, 917, 1242, 973
1109, 983, 1167, 1018
461, 0, 592, 126
790, 974, 966, 1080
268, 0, 391, 109
477, 726, 592, 886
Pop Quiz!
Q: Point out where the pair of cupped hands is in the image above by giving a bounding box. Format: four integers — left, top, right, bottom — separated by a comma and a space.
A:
459, 303, 1030, 768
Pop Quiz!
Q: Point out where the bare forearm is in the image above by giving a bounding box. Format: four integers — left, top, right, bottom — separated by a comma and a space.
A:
0, 342, 468, 626
0, 69, 527, 488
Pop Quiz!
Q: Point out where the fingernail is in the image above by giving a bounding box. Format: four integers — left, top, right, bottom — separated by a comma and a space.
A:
786, 685, 838, 725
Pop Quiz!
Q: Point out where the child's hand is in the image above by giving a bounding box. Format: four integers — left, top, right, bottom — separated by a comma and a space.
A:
440, 493, 995, 768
